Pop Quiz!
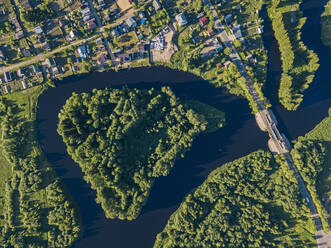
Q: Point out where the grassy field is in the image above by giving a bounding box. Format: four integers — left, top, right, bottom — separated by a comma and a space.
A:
113, 31, 139, 48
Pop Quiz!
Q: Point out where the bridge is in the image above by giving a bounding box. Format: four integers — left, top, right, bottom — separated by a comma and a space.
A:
207, 4, 328, 247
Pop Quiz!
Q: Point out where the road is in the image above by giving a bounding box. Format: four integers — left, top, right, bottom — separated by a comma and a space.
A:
0, 0, 118, 74
208, 3, 328, 247
0, 35, 99, 74
87, 0, 117, 67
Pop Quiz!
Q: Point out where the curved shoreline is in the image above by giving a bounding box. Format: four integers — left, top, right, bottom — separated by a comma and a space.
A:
36, 67, 271, 248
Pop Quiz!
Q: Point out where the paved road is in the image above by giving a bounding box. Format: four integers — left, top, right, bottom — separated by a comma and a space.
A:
209, 3, 327, 247
0, 35, 99, 74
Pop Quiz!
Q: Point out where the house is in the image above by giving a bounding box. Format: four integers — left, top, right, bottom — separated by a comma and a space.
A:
77, 45, 88, 59
111, 28, 120, 37
17, 68, 24, 77
34, 26, 43, 34
69, 30, 76, 40
117, 53, 131, 63
4, 85, 9, 94
0, 49, 5, 61
153, 0, 161, 11
224, 61, 231, 68
15, 30, 24, 39
4, 72, 12, 82
88, 19, 97, 30
233, 24, 242, 39
97, 53, 107, 64
81, 7, 91, 16
21, 80, 27, 90
21, 48, 31, 57
175, 13, 188, 27
42, 42, 51, 51
22, 0, 31, 11
96, 37, 104, 46
125, 17, 137, 29
32, 65, 40, 73
199, 17, 208, 27
224, 14, 233, 24
207, 29, 214, 36
98, 0, 106, 7
138, 11, 145, 19
48, 57, 56, 67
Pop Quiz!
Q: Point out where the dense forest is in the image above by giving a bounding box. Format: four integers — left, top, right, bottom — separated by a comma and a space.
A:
0, 88, 81, 247
57, 87, 225, 220
321, 0, 331, 58
291, 107, 331, 231
154, 150, 315, 248
267, 0, 319, 110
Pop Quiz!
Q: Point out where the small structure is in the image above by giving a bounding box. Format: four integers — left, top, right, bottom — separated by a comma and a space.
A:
117, 53, 131, 63
17, 68, 24, 77
175, 13, 188, 27
4, 72, 12, 82
21, 80, 27, 90
4, 85, 9, 94
34, 26, 43, 34
77, 45, 88, 59
69, 30, 76, 40
199, 16, 208, 27
224, 61, 231, 68
224, 14, 233, 24
125, 17, 137, 29
15, 30, 24, 39
32, 65, 40, 73
81, 7, 91, 16
48, 57, 56, 67
42, 42, 51, 51
88, 19, 97, 30
97, 53, 107, 65
22, 0, 31, 11
233, 24, 242, 39
153, 0, 161, 11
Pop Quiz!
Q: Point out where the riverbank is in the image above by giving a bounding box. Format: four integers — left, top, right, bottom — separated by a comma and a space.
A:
36, 67, 271, 247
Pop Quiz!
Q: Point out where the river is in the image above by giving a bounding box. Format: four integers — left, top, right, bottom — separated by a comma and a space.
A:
36, 0, 330, 247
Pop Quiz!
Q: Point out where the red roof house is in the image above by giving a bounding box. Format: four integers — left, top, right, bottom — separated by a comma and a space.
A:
199, 16, 208, 26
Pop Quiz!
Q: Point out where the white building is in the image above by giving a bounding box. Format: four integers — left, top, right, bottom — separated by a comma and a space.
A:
175, 13, 188, 27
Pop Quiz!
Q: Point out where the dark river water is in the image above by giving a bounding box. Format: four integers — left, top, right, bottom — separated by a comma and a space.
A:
35, 0, 330, 247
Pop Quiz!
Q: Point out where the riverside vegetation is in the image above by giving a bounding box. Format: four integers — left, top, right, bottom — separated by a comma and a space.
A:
57, 86, 225, 220
321, 0, 331, 58
291, 107, 331, 231
154, 150, 315, 248
267, 0, 319, 110
0, 87, 81, 247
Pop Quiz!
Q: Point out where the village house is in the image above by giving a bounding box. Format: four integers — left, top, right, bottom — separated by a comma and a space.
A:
4, 72, 12, 82
199, 16, 209, 27
125, 17, 137, 29
176, 13, 188, 27
153, 0, 161, 11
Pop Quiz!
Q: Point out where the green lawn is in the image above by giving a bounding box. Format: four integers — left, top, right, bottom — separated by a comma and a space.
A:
113, 31, 139, 48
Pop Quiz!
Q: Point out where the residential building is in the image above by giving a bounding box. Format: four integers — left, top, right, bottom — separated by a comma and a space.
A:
125, 17, 137, 29
199, 16, 208, 27
153, 0, 161, 11
175, 13, 188, 27
77, 45, 89, 59
4, 72, 12, 82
